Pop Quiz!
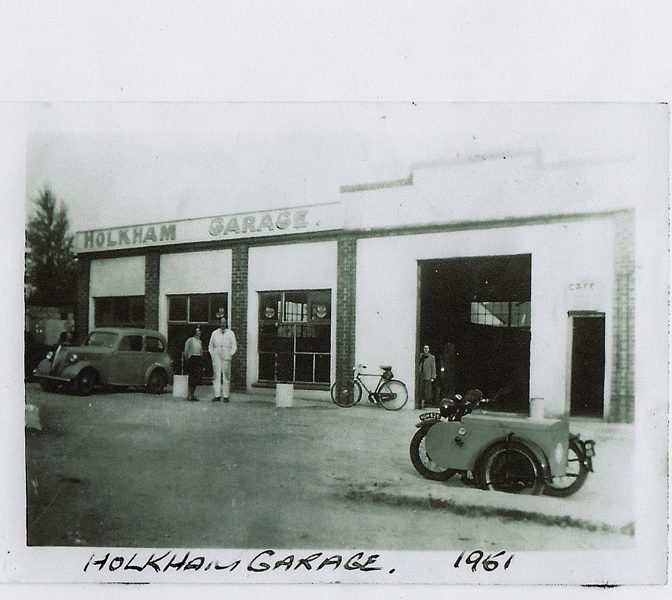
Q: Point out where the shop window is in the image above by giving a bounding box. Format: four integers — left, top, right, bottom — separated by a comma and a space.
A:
94, 296, 145, 328
470, 301, 531, 328
166, 293, 228, 376
258, 289, 331, 385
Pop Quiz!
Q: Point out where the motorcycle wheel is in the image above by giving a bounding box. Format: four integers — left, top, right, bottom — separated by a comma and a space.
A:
544, 438, 589, 497
409, 425, 457, 481
476, 441, 545, 495
330, 380, 362, 408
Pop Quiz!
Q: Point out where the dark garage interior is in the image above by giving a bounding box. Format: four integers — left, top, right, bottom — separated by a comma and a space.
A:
418, 254, 532, 413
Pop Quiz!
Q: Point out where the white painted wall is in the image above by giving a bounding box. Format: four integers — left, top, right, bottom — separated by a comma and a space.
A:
89, 256, 145, 329
356, 218, 615, 415
158, 249, 232, 337
247, 241, 337, 398
342, 154, 637, 232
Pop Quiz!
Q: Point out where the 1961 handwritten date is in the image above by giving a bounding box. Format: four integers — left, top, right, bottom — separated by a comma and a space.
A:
454, 550, 514, 572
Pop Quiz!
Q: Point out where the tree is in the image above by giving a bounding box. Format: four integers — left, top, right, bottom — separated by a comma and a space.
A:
25, 186, 78, 306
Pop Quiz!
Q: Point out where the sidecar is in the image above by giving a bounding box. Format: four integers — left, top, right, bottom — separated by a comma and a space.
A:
422, 412, 594, 495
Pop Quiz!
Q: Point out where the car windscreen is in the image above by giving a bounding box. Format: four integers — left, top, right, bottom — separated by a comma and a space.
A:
84, 332, 119, 348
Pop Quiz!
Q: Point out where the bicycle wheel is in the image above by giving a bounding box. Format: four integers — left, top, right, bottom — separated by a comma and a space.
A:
330, 380, 362, 407
378, 379, 408, 411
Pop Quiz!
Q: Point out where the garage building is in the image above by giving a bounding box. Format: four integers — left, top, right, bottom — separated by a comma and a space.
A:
74, 150, 635, 422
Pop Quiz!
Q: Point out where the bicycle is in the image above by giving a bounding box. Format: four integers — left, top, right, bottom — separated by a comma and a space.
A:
330, 364, 408, 411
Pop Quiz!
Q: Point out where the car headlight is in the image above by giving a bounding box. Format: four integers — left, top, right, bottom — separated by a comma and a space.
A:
554, 442, 565, 464
68, 354, 79, 363
45, 351, 54, 360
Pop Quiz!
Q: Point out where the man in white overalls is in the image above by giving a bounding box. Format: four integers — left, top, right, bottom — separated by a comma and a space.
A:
208, 317, 237, 402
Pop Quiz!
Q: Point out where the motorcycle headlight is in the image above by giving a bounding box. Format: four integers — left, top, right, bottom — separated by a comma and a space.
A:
554, 442, 565, 464
68, 353, 79, 364
45, 351, 54, 360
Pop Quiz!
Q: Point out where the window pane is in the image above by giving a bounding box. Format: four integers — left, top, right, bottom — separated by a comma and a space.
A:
258, 353, 276, 380
259, 292, 282, 321
471, 301, 530, 329
113, 297, 131, 324
310, 290, 331, 321
130, 297, 145, 326
209, 295, 228, 322
284, 292, 308, 322
314, 354, 331, 382
295, 353, 313, 382
189, 295, 209, 323
276, 353, 294, 381
85, 331, 118, 348
94, 298, 112, 327
119, 335, 143, 352
295, 325, 330, 352
145, 336, 164, 352
169, 296, 187, 321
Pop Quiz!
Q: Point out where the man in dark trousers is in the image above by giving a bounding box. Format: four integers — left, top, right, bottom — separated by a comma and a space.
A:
418, 344, 437, 409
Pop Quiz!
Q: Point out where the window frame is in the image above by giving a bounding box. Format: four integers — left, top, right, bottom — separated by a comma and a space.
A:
257, 289, 332, 386
470, 300, 531, 328
93, 296, 145, 328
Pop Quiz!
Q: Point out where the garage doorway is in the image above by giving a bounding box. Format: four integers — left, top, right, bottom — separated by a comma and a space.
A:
569, 313, 605, 418
418, 255, 532, 412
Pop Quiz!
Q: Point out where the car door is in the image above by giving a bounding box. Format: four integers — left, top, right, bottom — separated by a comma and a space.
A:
108, 334, 145, 386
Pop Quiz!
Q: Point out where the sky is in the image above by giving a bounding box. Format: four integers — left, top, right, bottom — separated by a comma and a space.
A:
23, 103, 664, 234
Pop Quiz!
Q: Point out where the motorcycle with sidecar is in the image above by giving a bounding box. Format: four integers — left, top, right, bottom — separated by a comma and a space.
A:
409, 390, 595, 496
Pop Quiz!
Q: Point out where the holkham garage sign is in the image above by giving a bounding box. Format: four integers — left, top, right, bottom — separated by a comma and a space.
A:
75, 203, 341, 253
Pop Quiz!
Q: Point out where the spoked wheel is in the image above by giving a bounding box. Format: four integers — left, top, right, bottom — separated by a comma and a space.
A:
378, 379, 408, 411
409, 425, 457, 481
330, 380, 362, 408
544, 438, 589, 497
477, 441, 545, 495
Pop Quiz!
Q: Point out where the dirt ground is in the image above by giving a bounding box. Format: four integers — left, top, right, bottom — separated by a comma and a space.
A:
25, 383, 632, 551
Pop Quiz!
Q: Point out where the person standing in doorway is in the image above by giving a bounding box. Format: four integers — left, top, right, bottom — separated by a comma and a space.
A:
209, 317, 237, 402
183, 326, 203, 402
418, 344, 437, 409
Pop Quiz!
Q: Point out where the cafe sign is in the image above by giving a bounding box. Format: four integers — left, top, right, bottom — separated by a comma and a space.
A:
565, 278, 607, 310
76, 203, 342, 253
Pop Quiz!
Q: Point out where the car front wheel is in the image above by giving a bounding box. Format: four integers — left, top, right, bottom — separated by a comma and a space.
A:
74, 368, 97, 396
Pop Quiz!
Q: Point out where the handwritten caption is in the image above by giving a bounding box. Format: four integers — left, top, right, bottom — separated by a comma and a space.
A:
454, 550, 514, 572
83, 548, 513, 577
84, 549, 393, 575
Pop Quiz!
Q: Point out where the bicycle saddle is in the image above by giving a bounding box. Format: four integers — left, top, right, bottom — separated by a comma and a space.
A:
379, 365, 392, 371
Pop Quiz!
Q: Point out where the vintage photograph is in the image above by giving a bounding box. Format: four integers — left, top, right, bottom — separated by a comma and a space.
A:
13, 102, 668, 585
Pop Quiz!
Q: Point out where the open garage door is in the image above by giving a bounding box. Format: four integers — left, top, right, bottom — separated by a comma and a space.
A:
418, 255, 532, 413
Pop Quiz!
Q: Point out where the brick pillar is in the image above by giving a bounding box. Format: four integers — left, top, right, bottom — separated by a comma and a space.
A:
336, 235, 357, 394
231, 245, 248, 392
609, 211, 635, 423
74, 255, 90, 343
145, 253, 160, 331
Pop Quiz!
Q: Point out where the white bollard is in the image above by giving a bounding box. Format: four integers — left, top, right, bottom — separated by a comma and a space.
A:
25, 404, 42, 431
275, 383, 294, 408
529, 397, 545, 420
172, 374, 189, 398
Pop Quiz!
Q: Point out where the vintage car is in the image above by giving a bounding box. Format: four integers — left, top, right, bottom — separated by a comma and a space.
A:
34, 327, 173, 396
